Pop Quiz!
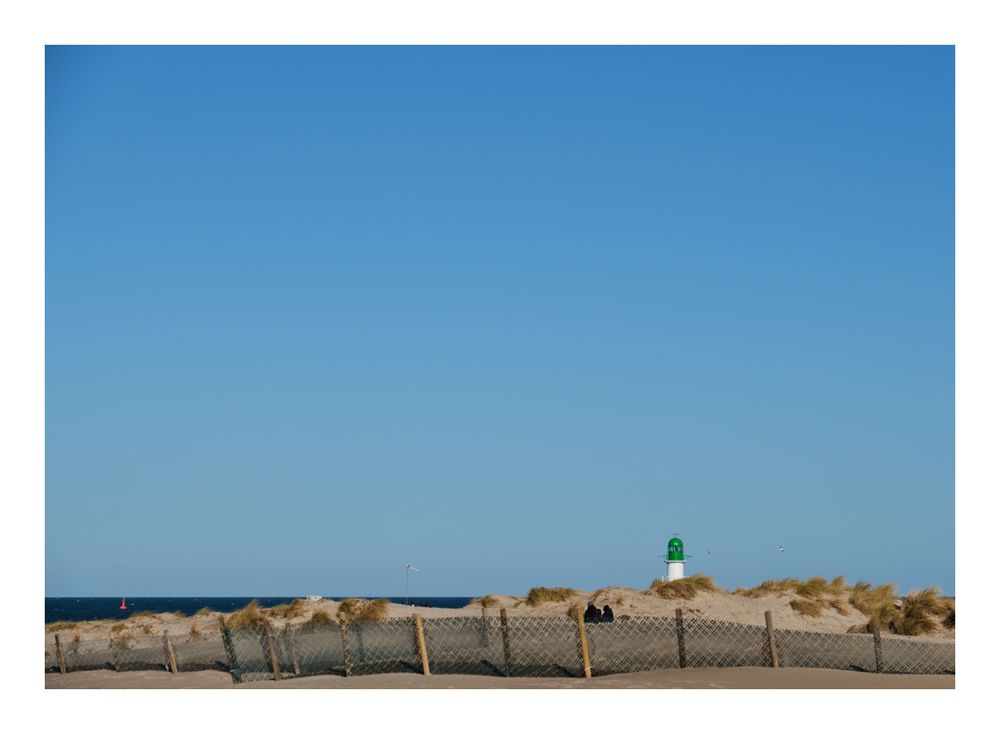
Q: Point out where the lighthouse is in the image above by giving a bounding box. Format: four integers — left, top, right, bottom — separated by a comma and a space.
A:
664, 536, 686, 581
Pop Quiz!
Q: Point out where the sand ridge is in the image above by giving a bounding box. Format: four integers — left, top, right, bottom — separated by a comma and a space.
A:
44, 585, 955, 651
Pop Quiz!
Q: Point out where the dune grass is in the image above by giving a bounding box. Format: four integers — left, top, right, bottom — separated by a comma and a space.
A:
337, 598, 390, 622
849, 581, 897, 611
890, 588, 953, 636
794, 577, 830, 600
566, 604, 582, 620
336, 598, 364, 621
128, 610, 158, 619
110, 623, 127, 634
525, 587, 579, 606
301, 609, 338, 629
734, 576, 852, 617
848, 582, 953, 635
362, 599, 390, 621
798, 576, 847, 600
829, 597, 851, 616
849, 582, 899, 628
733, 578, 799, 597
46, 621, 77, 632
892, 605, 940, 635
649, 574, 718, 600
266, 599, 306, 619
736, 576, 845, 599
226, 600, 266, 630
472, 595, 500, 608
789, 597, 823, 617
589, 587, 627, 605
189, 623, 202, 638
904, 588, 952, 616
194, 607, 216, 616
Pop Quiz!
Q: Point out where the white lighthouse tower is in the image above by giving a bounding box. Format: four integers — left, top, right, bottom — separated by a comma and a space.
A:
663, 536, 686, 581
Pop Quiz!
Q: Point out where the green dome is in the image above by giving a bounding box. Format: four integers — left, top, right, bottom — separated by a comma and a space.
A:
667, 537, 684, 561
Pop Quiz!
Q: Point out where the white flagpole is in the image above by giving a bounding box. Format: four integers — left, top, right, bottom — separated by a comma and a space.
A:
405, 564, 420, 605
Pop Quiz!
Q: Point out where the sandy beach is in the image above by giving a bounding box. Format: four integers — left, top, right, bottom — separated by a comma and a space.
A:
43, 580, 955, 691
44, 667, 954, 689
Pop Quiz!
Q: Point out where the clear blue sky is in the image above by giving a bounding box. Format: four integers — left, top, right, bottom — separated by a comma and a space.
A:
45, 46, 954, 597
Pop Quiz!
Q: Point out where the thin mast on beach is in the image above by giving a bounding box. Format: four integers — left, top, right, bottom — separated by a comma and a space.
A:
405, 564, 420, 605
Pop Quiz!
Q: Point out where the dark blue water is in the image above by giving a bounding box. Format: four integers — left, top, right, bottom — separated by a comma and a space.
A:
46, 597, 474, 624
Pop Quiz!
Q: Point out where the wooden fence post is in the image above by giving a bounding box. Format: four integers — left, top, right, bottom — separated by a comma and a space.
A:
414, 614, 431, 676
163, 631, 178, 674
499, 608, 513, 677
54, 634, 67, 674
575, 607, 593, 679
675, 609, 686, 669
872, 624, 884, 674
340, 622, 353, 677
480, 606, 489, 646
263, 622, 282, 682
764, 611, 779, 668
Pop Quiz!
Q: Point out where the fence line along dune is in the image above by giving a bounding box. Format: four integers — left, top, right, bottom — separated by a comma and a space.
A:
46, 602, 956, 683
44, 578, 955, 650
44, 580, 956, 687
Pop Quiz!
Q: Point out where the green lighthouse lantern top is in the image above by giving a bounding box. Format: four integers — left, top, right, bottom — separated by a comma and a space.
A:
667, 537, 684, 561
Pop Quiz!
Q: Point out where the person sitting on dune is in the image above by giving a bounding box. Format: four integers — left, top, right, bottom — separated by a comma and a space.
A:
584, 603, 601, 623
602, 605, 615, 623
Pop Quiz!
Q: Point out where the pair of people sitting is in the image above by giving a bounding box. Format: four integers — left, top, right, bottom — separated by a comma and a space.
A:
584, 602, 614, 623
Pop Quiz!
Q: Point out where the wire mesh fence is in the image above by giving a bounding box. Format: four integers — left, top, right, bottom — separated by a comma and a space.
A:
683, 618, 774, 668
586, 615, 680, 675
504, 616, 585, 677
878, 634, 956, 675
46, 611, 955, 682
46, 629, 229, 674
173, 630, 230, 672
774, 628, 880, 673
276, 623, 345, 678
421, 615, 505, 676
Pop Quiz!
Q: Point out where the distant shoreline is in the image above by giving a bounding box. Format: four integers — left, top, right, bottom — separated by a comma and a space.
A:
45, 597, 474, 624
45, 589, 957, 626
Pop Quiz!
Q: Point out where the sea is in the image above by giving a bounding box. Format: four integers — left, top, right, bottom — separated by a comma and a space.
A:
46, 597, 474, 624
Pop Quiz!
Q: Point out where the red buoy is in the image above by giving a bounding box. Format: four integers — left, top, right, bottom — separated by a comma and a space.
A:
120, 598, 127, 610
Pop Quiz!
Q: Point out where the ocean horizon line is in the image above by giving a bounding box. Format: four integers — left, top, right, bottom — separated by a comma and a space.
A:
45, 596, 476, 624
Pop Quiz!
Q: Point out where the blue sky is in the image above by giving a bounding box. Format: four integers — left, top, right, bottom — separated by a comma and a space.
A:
45, 46, 954, 597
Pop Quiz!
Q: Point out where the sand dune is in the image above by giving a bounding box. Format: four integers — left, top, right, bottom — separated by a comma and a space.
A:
44, 583, 955, 653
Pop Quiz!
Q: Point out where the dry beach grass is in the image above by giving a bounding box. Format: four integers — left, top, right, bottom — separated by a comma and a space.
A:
45, 577, 955, 656
649, 574, 719, 600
